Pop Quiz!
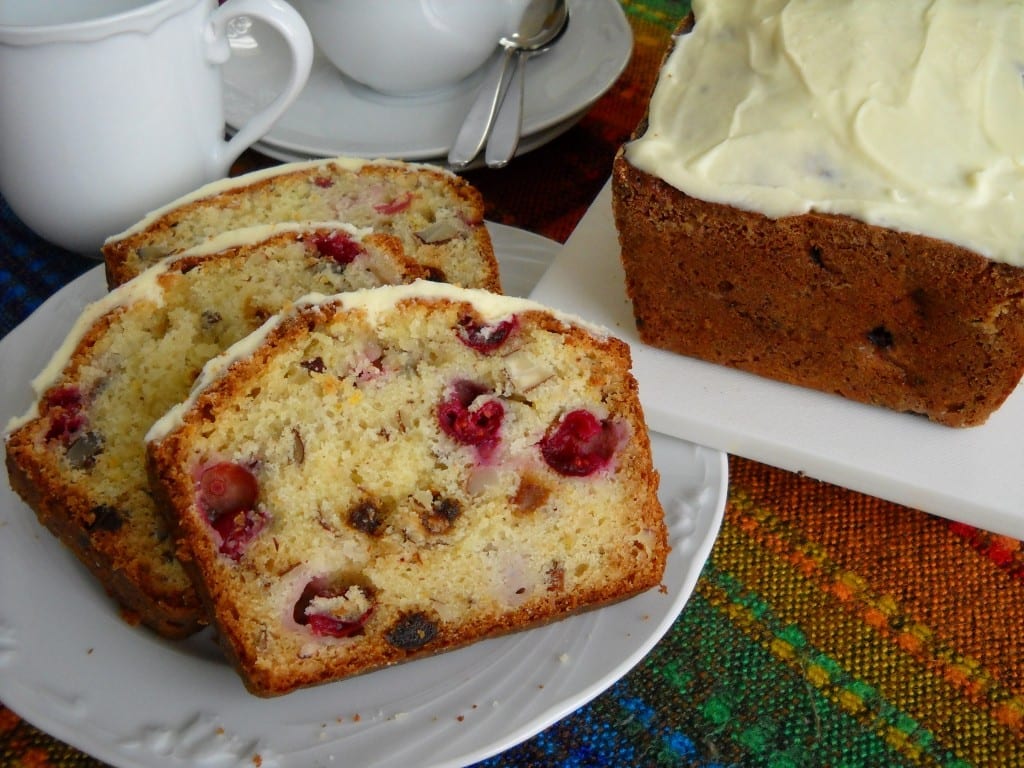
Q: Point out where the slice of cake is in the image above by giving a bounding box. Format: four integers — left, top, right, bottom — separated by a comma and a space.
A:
612, 1, 1024, 427
4, 223, 436, 638
145, 282, 667, 695
102, 157, 500, 292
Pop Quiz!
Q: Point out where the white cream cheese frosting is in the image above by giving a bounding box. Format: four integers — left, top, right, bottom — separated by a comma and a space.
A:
625, 0, 1024, 265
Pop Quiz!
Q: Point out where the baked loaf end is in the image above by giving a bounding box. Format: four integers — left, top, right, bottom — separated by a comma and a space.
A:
102, 157, 499, 292
612, 155, 1024, 427
146, 282, 667, 695
4, 224, 429, 638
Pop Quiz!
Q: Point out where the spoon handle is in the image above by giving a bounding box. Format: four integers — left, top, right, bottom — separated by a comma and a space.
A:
485, 50, 527, 168
448, 47, 515, 169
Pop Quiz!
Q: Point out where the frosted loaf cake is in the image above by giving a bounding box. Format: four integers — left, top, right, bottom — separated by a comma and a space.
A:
612, 0, 1024, 427
145, 282, 667, 695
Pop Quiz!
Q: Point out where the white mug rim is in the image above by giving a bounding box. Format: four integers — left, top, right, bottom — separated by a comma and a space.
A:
0, 0, 202, 45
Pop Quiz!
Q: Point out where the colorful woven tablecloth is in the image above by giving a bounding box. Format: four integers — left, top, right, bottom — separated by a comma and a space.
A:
2, 2, 1022, 766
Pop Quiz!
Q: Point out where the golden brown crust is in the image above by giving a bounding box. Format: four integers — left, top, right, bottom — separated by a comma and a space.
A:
612, 153, 1024, 427
6, 426, 204, 638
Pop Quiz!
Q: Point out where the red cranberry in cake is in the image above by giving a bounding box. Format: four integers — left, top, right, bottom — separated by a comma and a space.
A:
199, 461, 257, 514
311, 230, 364, 265
46, 385, 83, 408
197, 462, 267, 560
44, 386, 86, 443
293, 578, 375, 638
437, 380, 504, 458
457, 314, 518, 353
540, 410, 623, 477
46, 411, 85, 444
373, 191, 413, 215
211, 508, 269, 561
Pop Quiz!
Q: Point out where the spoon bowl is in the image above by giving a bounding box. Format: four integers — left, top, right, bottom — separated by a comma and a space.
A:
500, 0, 568, 52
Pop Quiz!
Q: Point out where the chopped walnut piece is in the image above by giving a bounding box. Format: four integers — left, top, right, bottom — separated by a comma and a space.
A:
415, 220, 461, 244
503, 349, 554, 391
513, 473, 551, 515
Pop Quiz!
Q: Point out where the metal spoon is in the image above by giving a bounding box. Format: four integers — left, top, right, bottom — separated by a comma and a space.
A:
447, 0, 569, 170
485, 6, 569, 168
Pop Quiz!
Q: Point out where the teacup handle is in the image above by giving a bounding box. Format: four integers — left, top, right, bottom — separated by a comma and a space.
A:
206, 0, 314, 173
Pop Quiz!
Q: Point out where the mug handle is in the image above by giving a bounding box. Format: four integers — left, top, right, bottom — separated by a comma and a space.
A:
206, 0, 314, 172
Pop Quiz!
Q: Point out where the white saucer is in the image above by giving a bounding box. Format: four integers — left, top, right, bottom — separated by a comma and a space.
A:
250, 111, 587, 171
223, 0, 632, 164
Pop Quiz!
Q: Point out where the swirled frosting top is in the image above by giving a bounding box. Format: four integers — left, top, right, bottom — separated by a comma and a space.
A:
624, 0, 1024, 266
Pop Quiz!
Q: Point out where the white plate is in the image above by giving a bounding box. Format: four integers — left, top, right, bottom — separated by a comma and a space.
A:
223, 0, 632, 163
531, 183, 1024, 539
0, 223, 727, 768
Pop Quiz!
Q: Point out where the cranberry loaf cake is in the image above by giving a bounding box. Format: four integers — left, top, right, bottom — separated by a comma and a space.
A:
613, 1, 1024, 427
102, 156, 499, 292
4, 223, 432, 638
145, 281, 667, 695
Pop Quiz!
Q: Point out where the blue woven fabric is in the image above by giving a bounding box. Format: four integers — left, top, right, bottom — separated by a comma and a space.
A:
0, 195, 95, 339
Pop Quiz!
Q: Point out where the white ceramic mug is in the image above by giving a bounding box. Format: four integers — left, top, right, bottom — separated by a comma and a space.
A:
0, 0, 314, 256
291, 0, 529, 96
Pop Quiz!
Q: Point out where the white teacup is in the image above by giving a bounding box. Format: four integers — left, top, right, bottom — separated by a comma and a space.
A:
291, 0, 529, 96
0, 0, 314, 256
